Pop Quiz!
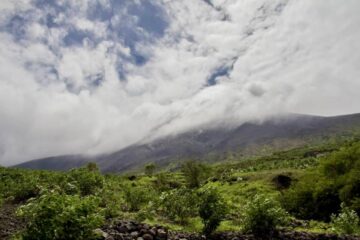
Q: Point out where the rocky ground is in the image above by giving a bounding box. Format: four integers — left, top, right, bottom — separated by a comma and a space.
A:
0, 203, 25, 240
99, 220, 360, 240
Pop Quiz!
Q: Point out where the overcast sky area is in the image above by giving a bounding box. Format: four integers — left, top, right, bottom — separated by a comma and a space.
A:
0, 0, 360, 165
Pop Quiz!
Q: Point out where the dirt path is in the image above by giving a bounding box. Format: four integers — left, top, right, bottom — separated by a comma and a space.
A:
0, 202, 25, 240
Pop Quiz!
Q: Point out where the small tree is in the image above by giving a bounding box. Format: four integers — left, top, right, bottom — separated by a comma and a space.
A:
331, 203, 360, 235
86, 162, 99, 172
17, 191, 104, 240
181, 160, 209, 188
66, 167, 104, 196
158, 188, 198, 224
198, 187, 227, 236
144, 163, 156, 176
123, 185, 150, 212
243, 194, 289, 237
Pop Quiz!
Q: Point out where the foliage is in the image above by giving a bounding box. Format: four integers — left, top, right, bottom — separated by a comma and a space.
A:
144, 163, 156, 176
0, 168, 42, 202
98, 181, 124, 219
17, 191, 104, 240
282, 142, 360, 221
66, 165, 104, 196
1, 138, 360, 238
12, 177, 41, 203
157, 188, 198, 224
123, 185, 151, 212
181, 160, 210, 188
242, 194, 289, 236
153, 172, 182, 191
331, 203, 360, 235
198, 187, 228, 236
282, 178, 341, 221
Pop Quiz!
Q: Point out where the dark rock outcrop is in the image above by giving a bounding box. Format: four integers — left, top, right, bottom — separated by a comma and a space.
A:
100, 220, 360, 240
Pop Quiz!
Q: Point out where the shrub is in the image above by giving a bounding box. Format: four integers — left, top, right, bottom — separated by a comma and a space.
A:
17, 191, 104, 240
144, 163, 156, 176
243, 194, 289, 237
181, 160, 209, 188
99, 185, 124, 219
66, 166, 104, 196
198, 187, 227, 236
12, 177, 41, 202
158, 188, 198, 224
123, 185, 151, 212
282, 142, 360, 221
331, 203, 360, 235
153, 172, 182, 191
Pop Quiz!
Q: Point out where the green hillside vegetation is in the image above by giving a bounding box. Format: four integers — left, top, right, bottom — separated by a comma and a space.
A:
1, 138, 360, 239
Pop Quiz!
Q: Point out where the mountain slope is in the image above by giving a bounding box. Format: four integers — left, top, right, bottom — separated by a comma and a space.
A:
14, 113, 360, 172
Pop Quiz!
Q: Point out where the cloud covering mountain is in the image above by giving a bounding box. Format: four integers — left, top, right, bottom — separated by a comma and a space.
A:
1, 0, 360, 165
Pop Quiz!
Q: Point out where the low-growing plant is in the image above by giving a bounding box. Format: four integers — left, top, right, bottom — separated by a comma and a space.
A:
282, 142, 360, 221
17, 191, 104, 240
242, 194, 289, 237
12, 177, 41, 203
123, 185, 151, 212
331, 203, 360, 235
181, 160, 210, 188
158, 188, 198, 224
144, 163, 156, 176
66, 166, 104, 196
198, 187, 228, 236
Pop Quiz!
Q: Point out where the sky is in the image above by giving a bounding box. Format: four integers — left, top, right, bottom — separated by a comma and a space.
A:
0, 0, 360, 165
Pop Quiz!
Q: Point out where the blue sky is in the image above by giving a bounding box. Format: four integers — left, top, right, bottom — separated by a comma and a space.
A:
0, 0, 360, 165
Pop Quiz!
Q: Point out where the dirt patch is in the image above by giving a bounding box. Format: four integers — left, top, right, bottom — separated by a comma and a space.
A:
0, 202, 25, 239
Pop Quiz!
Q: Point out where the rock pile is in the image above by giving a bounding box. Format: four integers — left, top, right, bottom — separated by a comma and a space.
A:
100, 220, 168, 240
99, 220, 360, 240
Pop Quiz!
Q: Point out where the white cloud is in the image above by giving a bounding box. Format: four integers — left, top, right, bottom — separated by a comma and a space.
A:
0, 0, 360, 165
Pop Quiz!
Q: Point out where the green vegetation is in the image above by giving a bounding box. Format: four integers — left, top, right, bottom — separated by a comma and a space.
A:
242, 194, 289, 237
181, 160, 210, 188
0, 138, 359, 238
144, 163, 156, 176
331, 203, 360, 235
198, 187, 227, 236
17, 192, 104, 240
157, 188, 197, 224
282, 141, 360, 221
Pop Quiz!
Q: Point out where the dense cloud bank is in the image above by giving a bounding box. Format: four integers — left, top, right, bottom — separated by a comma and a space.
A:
0, 0, 360, 165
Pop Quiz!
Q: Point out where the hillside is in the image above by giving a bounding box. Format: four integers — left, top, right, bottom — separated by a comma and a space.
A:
2, 139, 360, 239
14, 113, 360, 172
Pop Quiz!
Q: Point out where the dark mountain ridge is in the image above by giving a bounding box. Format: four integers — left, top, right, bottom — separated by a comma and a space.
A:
13, 113, 360, 173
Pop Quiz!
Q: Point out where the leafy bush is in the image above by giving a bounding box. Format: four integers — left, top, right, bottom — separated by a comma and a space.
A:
123, 185, 151, 212
242, 194, 289, 237
198, 187, 227, 236
331, 203, 360, 235
0, 169, 41, 203
17, 191, 104, 240
98, 183, 124, 219
153, 172, 182, 191
282, 142, 360, 221
66, 166, 104, 196
158, 188, 198, 224
181, 160, 210, 188
144, 163, 156, 176
12, 177, 41, 202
